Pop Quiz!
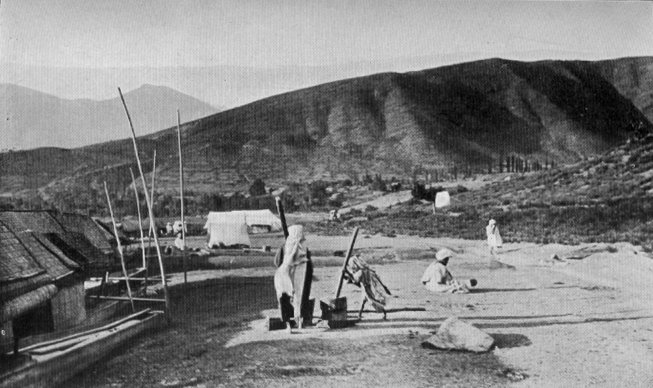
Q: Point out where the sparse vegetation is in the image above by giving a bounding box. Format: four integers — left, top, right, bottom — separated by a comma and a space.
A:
308, 134, 653, 250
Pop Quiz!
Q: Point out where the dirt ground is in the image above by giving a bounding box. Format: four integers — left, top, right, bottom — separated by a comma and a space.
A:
66, 235, 653, 387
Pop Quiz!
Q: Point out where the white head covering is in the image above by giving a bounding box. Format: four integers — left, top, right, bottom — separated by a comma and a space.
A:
282, 225, 307, 266
488, 219, 496, 226
436, 248, 454, 262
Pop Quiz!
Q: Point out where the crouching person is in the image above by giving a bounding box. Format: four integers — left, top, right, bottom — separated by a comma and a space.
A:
422, 248, 477, 293
344, 255, 391, 320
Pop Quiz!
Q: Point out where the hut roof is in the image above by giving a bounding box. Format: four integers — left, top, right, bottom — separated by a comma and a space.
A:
91, 218, 116, 241
0, 218, 89, 323
0, 211, 114, 274
121, 217, 164, 233
54, 212, 113, 254
18, 232, 79, 280
0, 222, 53, 304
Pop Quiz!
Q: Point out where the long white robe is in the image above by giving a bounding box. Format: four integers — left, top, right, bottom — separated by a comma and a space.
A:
421, 261, 455, 293
273, 225, 307, 299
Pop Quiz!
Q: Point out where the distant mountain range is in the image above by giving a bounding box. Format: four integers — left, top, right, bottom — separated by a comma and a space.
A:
1, 50, 635, 109
1, 57, 652, 209
1, 84, 220, 150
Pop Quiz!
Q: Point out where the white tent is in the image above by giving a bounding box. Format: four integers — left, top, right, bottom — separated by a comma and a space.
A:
240, 209, 282, 231
204, 212, 252, 248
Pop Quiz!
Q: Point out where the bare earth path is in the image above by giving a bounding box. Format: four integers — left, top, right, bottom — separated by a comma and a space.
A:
66, 235, 653, 387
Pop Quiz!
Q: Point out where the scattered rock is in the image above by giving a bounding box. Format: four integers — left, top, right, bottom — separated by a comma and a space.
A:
497, 368, 528, 382
422, 317, 494, 353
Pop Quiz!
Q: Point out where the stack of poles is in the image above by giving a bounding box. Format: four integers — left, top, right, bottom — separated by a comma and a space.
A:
103, 182, 135, 313
118, 87, 171, 317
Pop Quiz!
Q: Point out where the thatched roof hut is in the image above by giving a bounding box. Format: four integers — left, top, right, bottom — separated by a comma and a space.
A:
0, 220, 82, 323
0, 222, 56, 320
53, 212, 114, 255
1, 219, 88, 353
0, 211, 114, 275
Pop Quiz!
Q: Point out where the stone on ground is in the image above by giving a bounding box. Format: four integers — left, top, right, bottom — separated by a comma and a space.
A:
422, 317, 494, 353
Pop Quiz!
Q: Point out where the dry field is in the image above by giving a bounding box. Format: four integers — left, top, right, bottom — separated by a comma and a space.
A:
65, 234, 653, 387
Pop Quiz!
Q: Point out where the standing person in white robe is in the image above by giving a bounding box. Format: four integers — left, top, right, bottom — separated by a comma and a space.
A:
486, 219, 502, 259
274, 225, 309, 333
421, 248, 477, 293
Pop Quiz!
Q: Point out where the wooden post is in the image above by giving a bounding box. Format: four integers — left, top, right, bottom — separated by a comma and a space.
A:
130, 168, 148, 294
275, 197, 289, 238
335, 227, 360, 299
118, 87, 171, 317
103, 181, 135, 313
130, 168, 147, 270
177, 110, 187, 285
149, 149, 157, 240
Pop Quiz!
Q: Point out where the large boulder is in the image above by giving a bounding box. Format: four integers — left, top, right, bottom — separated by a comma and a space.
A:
422, 317, 494, 353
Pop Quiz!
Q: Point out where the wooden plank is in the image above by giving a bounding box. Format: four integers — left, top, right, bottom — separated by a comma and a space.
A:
88, 296, 166, 303
2, 312, 163, 388
18, 309, 151, 352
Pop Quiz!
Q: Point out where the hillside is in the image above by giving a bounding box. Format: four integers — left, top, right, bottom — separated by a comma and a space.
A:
335, 132, 653, 249
1, 57, 653, 213
0, 84, 219, 150
591, 57, 653, 123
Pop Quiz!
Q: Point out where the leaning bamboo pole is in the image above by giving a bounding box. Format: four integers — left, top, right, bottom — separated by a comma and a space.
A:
130, 168, 147, 270
146, 149, 156, 288
148, 149, 157, 240
103, 181, 135, 313
130, 168, 149, 295
118, 87, 170, 316
176, 110, 187, 285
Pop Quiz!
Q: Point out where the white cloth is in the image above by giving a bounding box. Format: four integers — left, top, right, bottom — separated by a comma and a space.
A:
274, 225, 307, 299
274, 264, 294, 299
435, 191, 451, 208
282, 225, 307, 266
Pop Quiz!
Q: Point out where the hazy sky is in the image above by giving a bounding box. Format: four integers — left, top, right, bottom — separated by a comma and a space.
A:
2, 0, 652, 69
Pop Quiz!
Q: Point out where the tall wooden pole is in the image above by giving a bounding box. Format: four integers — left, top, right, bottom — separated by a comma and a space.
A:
103, 182, 135, 313
275, 197, 289, 238
130, 168, 147, 270
335, 227, 360, 299
130, 168, 148, 294
177, 110, 187, 285
118, 87, 171, 316
149, 149, 157, 239
147, 150, 156, 272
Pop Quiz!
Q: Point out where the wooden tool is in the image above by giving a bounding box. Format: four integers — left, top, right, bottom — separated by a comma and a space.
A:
321, 227, 359, 328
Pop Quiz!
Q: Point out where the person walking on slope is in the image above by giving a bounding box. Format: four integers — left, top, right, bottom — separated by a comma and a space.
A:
344, 255, 392, 320
486, 219, 502, 259
274, 225, 310, 333
421, 248, 477, 293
